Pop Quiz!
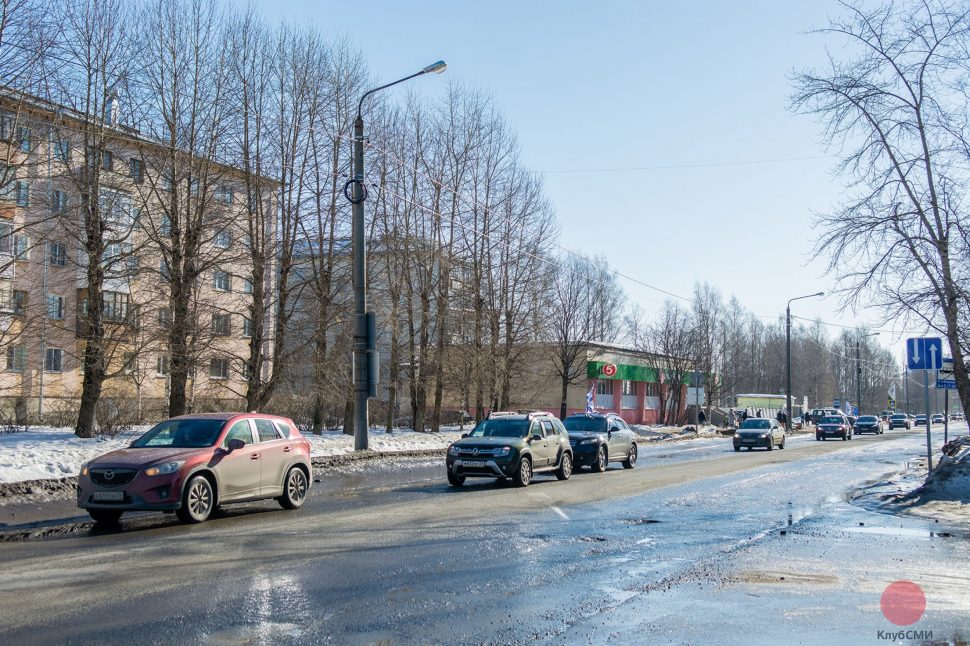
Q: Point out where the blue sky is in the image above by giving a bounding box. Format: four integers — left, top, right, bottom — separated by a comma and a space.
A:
265, 0, 919, 355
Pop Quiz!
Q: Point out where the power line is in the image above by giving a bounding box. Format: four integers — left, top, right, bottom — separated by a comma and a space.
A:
542, 155, 835, 174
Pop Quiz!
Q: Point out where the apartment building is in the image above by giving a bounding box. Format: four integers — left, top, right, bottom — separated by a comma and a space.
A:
0, 91, 275, 419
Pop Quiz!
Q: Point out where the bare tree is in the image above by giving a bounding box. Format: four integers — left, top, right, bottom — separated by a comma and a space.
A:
792, 0, 970, 422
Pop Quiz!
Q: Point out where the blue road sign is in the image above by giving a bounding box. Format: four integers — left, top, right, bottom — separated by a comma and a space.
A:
907, 337, 943, 371
833, 399, 840, 409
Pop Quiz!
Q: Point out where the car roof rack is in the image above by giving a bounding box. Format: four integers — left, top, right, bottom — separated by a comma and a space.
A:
486, 411, 517, 418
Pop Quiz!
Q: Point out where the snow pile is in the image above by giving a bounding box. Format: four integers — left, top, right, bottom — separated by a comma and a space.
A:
0, 425, 464, 484
0, 427, 146, 484
918, 437, 970, 502
304, 428, 464, 457
632, 424, 718, 442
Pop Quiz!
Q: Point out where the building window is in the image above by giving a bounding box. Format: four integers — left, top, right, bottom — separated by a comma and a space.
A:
12, 290, 27, 316
214, 185, 233, 205
212, 313, 231, 336
189, 177, 200, 197
47, 294, 64, 319
0, 114, 12, 141
55, 138, 71, 164
103, 291, 131, 323
129, 158, 144, 184
98, 188, 131, 226
242, 278, 253, 294
6, 345, 25, 372
596, 380, 614, 395
159, 259, 170, 283
17, 126, 30, 153
242, 317, 253, 338
50, 189, 68, 213
214, 229, 230, 249
621, 380, 636, 396
86, 146, 111, 171
160, 215, 171, 237
156, 355, 170, 376
14, 234, 28, 260
15, 181, 29, 207
44, 348, 63, 373
158, 308, 172, 327
48, 242, 67, 267
213, 270, 230, 292
645, 383, 660, 397
0, 222, 11, 253
209, 357, 229, 380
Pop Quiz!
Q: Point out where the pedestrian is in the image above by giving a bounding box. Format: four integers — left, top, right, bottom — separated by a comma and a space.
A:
757, 408, 763, 418
727, 408, 736, 429
698, 409, 707, 426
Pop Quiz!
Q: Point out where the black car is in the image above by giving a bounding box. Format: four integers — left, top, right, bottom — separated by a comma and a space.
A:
816, 415, 853, 440
853, 415, 885, 434
563, 413, 638, 472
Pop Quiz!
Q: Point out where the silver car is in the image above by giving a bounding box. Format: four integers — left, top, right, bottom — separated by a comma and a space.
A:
733, 418, 785, 451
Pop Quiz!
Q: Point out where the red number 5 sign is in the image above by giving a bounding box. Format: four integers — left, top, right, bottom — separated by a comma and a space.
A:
602, 363, 617, 377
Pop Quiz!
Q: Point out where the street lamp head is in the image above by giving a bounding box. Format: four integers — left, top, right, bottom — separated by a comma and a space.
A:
422, 60, 448, 75
815, 291, 825, 297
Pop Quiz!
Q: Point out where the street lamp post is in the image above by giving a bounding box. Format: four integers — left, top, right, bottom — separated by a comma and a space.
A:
786, 291, 824, 433
856, 331, 880, 416
350, 61, 446, 451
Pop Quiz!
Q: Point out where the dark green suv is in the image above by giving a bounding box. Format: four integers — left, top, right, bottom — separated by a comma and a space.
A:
446, 412, 573, 487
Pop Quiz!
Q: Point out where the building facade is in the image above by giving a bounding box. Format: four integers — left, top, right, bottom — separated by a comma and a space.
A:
0, 92, 274, 420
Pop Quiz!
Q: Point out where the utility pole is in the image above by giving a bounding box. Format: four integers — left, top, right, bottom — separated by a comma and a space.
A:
349, 61, 446, 451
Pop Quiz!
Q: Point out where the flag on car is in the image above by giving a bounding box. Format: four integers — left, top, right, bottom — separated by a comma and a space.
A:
586, 381, 596, 413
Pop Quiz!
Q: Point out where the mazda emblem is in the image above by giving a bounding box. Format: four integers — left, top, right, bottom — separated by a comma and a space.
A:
103, 470, 115, 481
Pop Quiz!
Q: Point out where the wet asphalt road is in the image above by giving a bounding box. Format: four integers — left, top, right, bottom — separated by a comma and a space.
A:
1, 426, 968, 645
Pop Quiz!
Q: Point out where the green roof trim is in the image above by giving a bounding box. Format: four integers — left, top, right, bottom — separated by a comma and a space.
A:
587, 361, 659, 382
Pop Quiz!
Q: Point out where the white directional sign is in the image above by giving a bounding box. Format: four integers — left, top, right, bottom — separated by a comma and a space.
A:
937, 357, 956, 390
907, 337, 943, 371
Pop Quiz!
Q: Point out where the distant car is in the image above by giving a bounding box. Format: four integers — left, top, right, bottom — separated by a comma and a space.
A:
914, 414, 927, 426
445, 411, 573, 487
733, 418, 785, 451
932, 414, 946, 425
77, 413, 312, 524
563, 412, 638, 472
880, 410, 893, 423
816, 415, 853, 441
809, 408, 843, 425
888, 414, 911, 430
853, 415, 885, 435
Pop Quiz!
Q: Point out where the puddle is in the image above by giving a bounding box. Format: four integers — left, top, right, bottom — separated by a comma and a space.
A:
843, 525, 942, 538
578, 535, 608, 542
622, 518, 662, 525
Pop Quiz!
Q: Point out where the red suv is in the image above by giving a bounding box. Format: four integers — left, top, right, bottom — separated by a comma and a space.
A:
77, 413, 312, 524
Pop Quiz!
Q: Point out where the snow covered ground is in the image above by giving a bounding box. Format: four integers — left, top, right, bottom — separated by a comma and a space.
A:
0, 425, 465, 484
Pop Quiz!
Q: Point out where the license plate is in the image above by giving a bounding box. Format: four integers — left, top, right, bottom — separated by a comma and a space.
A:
463, 460, 484, 467
93, 491, 124, 501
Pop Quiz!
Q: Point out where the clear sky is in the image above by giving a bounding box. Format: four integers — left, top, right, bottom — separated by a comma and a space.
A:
265, 0, 920, 356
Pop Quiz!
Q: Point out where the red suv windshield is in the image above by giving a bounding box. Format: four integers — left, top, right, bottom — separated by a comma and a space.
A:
130, 419, 226, 448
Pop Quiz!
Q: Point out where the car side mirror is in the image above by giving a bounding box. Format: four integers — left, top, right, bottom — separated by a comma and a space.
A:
226, 438, 246, 452
461, 433, 469, 439
531, 433, 543, 442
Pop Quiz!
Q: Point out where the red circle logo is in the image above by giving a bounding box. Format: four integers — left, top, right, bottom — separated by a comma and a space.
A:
881, 580, 926, 626
602, 363, 617, 377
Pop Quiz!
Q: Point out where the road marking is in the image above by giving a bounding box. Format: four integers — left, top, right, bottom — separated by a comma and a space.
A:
550, 505, 569, 520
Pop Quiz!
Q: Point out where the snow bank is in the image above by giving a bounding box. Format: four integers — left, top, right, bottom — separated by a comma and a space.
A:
919, 437, 970, 502
0, 425, 465, 484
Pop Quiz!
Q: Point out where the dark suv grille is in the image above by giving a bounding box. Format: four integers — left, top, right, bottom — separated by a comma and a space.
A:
458, 448, 497, 456
90, 468, 137, 487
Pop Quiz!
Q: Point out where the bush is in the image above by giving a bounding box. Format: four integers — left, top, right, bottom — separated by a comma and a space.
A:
45, 398, 80, 428
96, 397, 139, 438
